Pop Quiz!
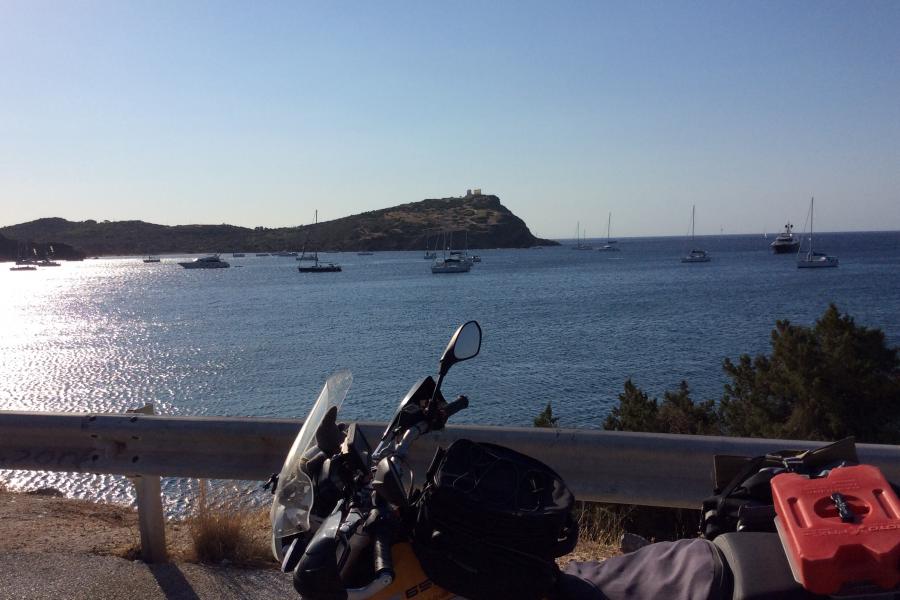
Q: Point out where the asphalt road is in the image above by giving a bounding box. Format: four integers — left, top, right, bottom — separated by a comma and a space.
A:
0, 553, 294, 600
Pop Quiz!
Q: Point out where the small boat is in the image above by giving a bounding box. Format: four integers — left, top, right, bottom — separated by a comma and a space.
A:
797, 197, 838, 269
770, 222, 800, 254
273, 251, 299, 257
431, 257, 471, 273
681, 205, 710, 263
471, 255, 482, 263
297, 210, 340, 272
178, 255, 230, 269
298, 262, 342, 273
431, 231, 472, 273
255, 253, 270, 257
143, 256, 161, 263
36, 259, 61, 267
231, 252, 245, 258
572, 221, 593, 250
597, 212, 621, 252
357, 251, 374, 256
9, 265, 37, 271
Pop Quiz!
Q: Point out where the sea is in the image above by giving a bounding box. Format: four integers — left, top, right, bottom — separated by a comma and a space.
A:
2, 231, 899, 512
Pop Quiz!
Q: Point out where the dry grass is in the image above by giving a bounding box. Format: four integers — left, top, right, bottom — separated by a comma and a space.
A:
186, 480, 273, 567
561, 502, 629, 563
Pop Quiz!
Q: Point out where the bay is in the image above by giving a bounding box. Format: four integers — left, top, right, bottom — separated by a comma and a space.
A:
2, 231, 899, 509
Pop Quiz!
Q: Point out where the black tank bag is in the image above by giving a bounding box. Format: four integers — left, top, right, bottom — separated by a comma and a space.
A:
700, 437, 859, 540
412, 439, 578, 600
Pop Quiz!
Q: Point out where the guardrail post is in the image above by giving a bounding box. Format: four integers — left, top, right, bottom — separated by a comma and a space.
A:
132, 473, 168, 563
127, 403, 168, 563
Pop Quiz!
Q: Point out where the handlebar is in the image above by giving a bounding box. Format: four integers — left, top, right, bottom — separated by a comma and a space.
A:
445, 395, 469, 418
373, 522, 394, 578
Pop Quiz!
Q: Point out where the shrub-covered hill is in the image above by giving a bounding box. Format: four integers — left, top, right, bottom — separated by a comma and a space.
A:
0, 194, 556, 257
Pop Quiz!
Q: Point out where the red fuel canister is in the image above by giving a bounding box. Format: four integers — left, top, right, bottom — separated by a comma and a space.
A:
771, 464, 900, 595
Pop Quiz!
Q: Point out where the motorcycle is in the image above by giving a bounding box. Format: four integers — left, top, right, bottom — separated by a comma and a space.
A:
269, 321, 900, 600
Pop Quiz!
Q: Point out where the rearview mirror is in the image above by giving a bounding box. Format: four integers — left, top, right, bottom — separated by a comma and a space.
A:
440, 321, 482, 373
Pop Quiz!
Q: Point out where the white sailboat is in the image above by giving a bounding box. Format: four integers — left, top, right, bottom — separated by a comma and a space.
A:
572, 221, 593, 250
797, 197, 838, 269
431, 231, 471, 274
681, 205, 710, 263
597, 212, 620, 252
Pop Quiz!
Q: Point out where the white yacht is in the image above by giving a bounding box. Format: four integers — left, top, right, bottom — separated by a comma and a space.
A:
178, 255, 230, 269
770, 223, 800, 254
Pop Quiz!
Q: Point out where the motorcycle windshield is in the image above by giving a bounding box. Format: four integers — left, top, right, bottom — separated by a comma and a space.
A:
270, 370, 353, 548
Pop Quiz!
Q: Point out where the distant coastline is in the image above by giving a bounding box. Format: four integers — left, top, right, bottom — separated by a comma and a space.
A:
0, 194, 557, 260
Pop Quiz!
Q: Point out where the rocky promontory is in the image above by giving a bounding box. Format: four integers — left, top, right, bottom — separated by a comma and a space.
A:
0, 194, 556, 257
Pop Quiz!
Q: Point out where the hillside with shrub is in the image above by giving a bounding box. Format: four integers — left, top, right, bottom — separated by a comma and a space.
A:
0, 194, 555, 258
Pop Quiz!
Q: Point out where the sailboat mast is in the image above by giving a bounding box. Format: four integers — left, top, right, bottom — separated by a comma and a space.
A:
810, 197, 814, 256
607, 212, 612, 242
691, 205, 696, 241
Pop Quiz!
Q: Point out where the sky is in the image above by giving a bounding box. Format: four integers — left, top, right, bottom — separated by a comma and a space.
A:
1, 1, 898, 238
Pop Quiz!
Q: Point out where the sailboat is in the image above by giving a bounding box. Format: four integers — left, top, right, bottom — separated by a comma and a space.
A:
597, 212, 620, 252
431, 231, 472, 274
572, 221, 593, 250
298, 210, 342, 273
424, 231, 437, 260
797, 197, 838, 269
681, 205, 710, 263
10, 241, 37, 271
297, 210, 320, 262
36, 245, 61, 267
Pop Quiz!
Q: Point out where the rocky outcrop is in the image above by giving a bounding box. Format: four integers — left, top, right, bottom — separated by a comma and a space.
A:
0, 195, 556, 255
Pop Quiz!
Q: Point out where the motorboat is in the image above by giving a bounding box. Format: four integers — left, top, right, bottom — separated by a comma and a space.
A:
770, 223, 800, 254
797, 198, 838, 269
681, 205, 711, 263
256, 253, 270, 257
9, 265, 37, 271
298, 261, 341, 273
143, 256, 161, 263
273, 251, 299, 257
178, 255, 230, 269
36, 259, 61, 267
231, 252, 245, 257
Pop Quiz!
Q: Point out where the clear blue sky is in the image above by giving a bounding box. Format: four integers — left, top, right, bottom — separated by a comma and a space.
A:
2, 1, 898, 238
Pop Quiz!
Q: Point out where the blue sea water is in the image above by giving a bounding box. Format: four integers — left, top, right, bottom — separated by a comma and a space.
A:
2, 231, 899, 507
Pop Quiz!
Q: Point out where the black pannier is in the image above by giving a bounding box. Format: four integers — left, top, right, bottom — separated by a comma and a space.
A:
412, 439, 578, 600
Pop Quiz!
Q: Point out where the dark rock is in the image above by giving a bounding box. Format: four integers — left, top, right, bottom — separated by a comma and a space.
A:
0, 194, 558, 256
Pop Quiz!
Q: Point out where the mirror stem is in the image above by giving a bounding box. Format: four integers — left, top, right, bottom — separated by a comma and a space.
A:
428, 369, 447, 412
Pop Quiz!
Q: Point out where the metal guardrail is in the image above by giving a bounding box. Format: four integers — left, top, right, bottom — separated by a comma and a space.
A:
2, 410, 899, 562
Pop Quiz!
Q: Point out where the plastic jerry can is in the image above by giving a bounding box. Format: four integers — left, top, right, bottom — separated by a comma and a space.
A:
771, 464, 900, 595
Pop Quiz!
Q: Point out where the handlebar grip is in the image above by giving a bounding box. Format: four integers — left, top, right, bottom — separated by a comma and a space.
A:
445, 395, 469, 418
373, 524, 394, 578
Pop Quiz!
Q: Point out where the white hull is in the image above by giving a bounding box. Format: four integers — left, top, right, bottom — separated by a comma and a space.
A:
431, 261, 471, 274
179, 262, 229, 269
178, 256, 230, 269
797, 256, 838, 268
